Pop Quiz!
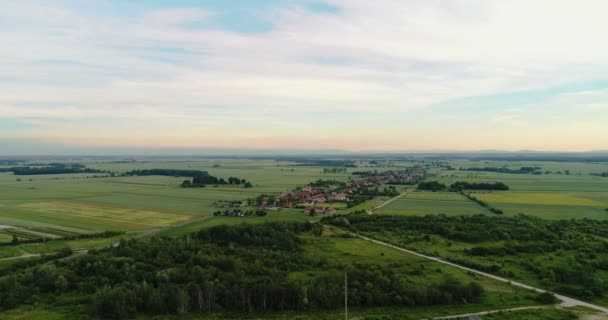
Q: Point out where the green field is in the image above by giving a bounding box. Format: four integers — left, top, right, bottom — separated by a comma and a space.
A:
377, 191, 489, 216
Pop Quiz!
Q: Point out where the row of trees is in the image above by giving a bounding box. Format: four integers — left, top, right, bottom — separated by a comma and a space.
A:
418, 181, 509, 192
461, 166, 542, 174
450, 181, 509, 191
460, 192, 504, 214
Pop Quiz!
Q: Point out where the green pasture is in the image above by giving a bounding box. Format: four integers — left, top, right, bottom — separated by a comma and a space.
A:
473, 191, 608, 220
377, 191, 488, 216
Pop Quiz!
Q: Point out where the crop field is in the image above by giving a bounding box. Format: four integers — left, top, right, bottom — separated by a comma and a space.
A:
472, 191, 608, 220
17, 201, 194, 231
376, 191, 488, 216
426, 161, 608, 219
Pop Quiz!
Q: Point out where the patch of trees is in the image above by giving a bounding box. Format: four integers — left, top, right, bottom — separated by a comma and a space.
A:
309, 179, 347, 188
461, 166, 542, 174
0, 223, 484, 318
322, 168, 347, 174
347, 186, 399, 208
450, 181, 509, 191
592, 172, 608, 177
123, 169, 250, 188
418, 181, 447, 192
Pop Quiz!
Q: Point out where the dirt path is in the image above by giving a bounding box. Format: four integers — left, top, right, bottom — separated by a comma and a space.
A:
430, 306, 550, 319
0, 253, 41, 262
326, 225, 608, 314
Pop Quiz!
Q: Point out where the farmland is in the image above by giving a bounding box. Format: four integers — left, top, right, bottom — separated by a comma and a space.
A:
376, 191, 489, 216
1, 155, 608, 319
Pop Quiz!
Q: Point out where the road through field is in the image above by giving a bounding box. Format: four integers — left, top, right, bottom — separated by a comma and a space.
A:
327, 225, 608, 314
431, 305, 550, 319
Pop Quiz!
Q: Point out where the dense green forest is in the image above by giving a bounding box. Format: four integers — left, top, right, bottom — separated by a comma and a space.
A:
324, 214, 608, 301
0, 223, 486, 319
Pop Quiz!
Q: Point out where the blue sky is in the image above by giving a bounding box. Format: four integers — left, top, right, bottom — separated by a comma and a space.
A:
1, 0, 608, 154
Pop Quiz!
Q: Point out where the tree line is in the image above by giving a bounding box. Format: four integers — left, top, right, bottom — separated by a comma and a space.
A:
460, 166, 542, 174
1, 163, 107, 175
418, 181, 509, 192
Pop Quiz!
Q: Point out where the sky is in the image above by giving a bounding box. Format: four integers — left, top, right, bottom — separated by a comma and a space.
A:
1, 0, 608, 154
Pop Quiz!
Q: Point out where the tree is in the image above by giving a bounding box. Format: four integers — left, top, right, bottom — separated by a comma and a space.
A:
244, 181, 253, 188
536, 292, 558, 304
11, 235, 18, 245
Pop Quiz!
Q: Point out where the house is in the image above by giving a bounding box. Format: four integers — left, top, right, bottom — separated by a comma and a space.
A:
311, 195, 326, 203
325, 207, 336, 215
333, 193, 347, 201
302, 186, 313, 192
303, 199, 315, 206
313, 207, 325, 214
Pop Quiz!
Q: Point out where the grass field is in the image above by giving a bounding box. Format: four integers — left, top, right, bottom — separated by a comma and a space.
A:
376, 191, 489, 216
472, 191, 608, 220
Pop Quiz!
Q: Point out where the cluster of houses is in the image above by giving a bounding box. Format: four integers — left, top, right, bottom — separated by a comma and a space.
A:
258, 167, 426, 215
213, 209, 267, 217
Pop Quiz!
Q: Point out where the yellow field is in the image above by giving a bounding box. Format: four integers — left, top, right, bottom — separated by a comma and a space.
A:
17, 201, 195, 231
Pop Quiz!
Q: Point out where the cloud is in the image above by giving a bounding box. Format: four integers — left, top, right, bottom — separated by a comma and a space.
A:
1, 0, 608, 151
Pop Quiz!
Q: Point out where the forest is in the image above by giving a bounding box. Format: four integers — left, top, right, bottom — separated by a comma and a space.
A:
0, 223, 485, 319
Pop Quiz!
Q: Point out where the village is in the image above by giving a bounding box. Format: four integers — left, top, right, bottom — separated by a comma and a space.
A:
256, 167, 426, 215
